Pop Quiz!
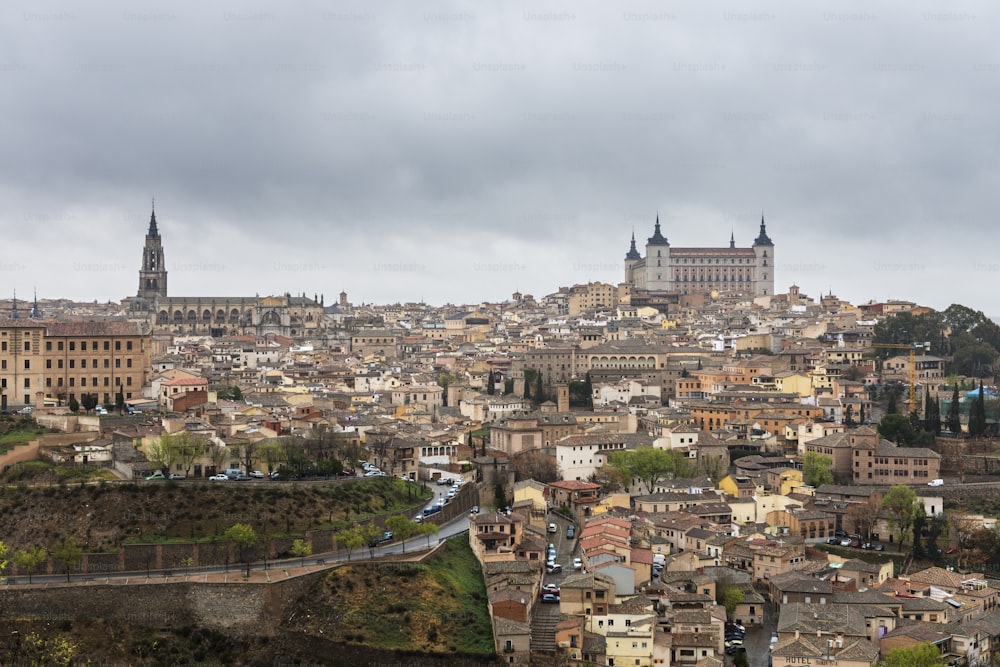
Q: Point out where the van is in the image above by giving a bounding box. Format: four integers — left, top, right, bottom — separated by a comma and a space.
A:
928, 478, 944, 487
225, 468, 243, 480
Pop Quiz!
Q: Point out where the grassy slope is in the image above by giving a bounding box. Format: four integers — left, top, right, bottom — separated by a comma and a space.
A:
292, 537, 494, 656
0, 477, 431, 552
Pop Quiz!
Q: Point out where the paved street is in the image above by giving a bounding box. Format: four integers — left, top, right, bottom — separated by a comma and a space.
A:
741, 599, 776, 667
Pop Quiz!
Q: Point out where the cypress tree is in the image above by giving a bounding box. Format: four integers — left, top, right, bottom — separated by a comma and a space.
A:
487, 370, 495, 396
947, 384, 961, 433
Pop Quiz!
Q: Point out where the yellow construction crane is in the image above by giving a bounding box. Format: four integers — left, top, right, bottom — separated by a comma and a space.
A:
873, 341, 930, 414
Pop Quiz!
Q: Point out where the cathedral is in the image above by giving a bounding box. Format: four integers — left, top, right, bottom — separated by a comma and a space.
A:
127, 206, 326, 338
624, 214, 775, 297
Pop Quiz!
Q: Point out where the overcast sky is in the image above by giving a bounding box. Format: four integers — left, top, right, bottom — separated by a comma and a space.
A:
2, 1, 999, 316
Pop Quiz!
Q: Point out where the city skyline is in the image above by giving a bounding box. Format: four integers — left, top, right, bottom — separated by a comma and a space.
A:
2, 1, 999, 314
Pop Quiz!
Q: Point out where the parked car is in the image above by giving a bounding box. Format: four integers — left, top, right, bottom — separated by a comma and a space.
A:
573, 558, 583, 570
542, 584, 560, 594
727, 622, 746, 634
268, 471, 281, 480
862, 542, 874, 550
436, 477, 450, 485
874, 544, 885, 552
850, 539, 861, 548
249, 470, 264, 478
17, 406, 33, 415
340, 469, 356, 476
446, 488, 457, 498
839, 538, 853, 547
209, 474, 229, 481
145, 471, 166, 481
546, 563, 563, 574
364, 470, 385, 477
548, 523, 558, 533
827, 538, 840, 545
469, 505, 479, 515
566, 526, 575, 539
541, 593, 560, 603
168, 473, 186, 480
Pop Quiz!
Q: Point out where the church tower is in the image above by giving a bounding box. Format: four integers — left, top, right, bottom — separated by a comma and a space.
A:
752, 214, 774, 296
137, 203, 168, 300
644, 214, 671, 291
624, 231, 641, 285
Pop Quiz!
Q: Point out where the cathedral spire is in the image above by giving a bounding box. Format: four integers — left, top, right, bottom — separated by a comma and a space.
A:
730, 229, 735, 248
147, 198, 159, 237
10, 289, 19, 319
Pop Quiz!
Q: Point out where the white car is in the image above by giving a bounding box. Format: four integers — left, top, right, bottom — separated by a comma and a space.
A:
573, 558, 583, 570
548, 523, 558, 533
209, 474, 229, 481
249, 470, 264, 478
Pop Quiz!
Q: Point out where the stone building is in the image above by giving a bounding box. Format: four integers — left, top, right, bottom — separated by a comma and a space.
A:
624, 214, 775, 296
126, 206, 325, 338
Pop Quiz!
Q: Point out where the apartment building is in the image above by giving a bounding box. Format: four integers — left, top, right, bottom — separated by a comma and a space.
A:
0, 319, 152, 409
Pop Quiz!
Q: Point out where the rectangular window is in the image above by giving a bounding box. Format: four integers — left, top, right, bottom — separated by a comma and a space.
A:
69, 341, 75, 351
24, 360, 29, 370
126, 341, 133, 351
46, 341, 52, 351
104, 341, 110, 351
58, 341, 63, 351
81, 341, 87, 351
115, 341, 121, 351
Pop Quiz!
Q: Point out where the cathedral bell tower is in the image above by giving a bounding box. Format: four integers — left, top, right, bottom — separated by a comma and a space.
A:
137, 202, 168, 300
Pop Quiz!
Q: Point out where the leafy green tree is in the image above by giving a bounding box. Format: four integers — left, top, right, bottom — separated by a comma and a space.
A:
719, 585, 744, 619
873, 311, 945, 356
290, 538, 312, 567
733, 651, 749, 667
881, 484, 919, 548
51, 537, 82, 582
337, 526, 364, 562
417, 521, 439, 548
68, 396, 79, 413
880, 642, 946, 667
802, 451, 834, 487
493, 482, 507, 510
0, 540, 7, 581
608, 448, 690, 494
216, 385, 244, 401
224, 523, 258, 576
878, 413, 917, 444
115, 389, 125, 413
169, 431, 206, 476
385, 514, 416, 553
12, 545, 47, 584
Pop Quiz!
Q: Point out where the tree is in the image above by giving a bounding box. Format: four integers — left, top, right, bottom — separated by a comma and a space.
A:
169, 431, 206, 476
719, 585, 744, 619
68, 396, 80, 413
487, 370, 495, 396
224, 523, 258, 577
115, 389, 125, 413
881, 484, 919, 548
969, 381, 988, 437
733, 651, 749, 667
239, 440, 260, 475
290, 538, 312, 567
845, 496, 881, 540
859, 400, 866, 425
886, 386, 899, 415
947, 384, 961, 433
80, 393, 99, 414
208, 443, 229, 475
216, 385, 243, 401
417, 520, 439, 548
607, 448, 689, 494
493, 482, 507, 511
337, 526, 364, 562
0, 540, 7, 581
361, 524, 382, 559
911, 506, 927, 559
534, 372, 544, 403
803, 451, 834, 487
880, 642, 946, 667
258, 440, 285, 476
12, 545, 46, 584
513, 449, 559, 483
385, 514, 416, 553
878, 414, 917, 445
844, 404, 855, 427
51, 537, 82, 582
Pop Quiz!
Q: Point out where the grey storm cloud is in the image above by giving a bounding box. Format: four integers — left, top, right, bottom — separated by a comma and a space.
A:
1, 0, 999, 314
